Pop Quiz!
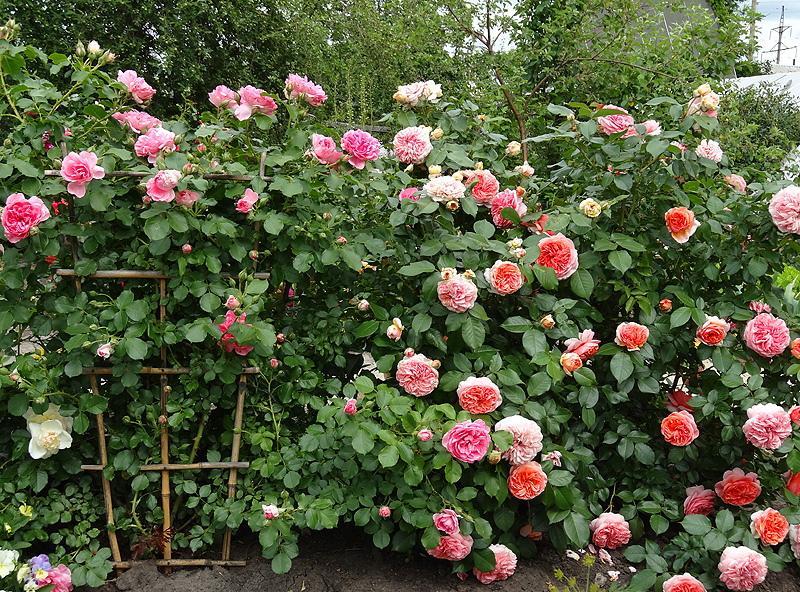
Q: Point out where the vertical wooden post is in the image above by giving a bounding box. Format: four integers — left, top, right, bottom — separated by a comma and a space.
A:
221, 374, 247, 560
158, 278, 172, 562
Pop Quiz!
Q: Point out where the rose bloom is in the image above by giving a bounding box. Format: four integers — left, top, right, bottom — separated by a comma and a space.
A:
490, 189, 527, 228
664, 206, 700, 243
597, 104, 635, 135
464, 169, 500, 204
208, 84, 238, 109
791, 405, 800, 425
442, 419, 491, 463
507, 461, 548, 500
560, 352, 583, 375
378, 505, 391, 518
262, 504, 281, 520
424, 175, 466, 203
484, 260, 524, 295
436, 272, 478, 313
768, 185, 800, 234
640, 119, 662, 136
395, 353, 439, 397
790, 525, 800, 560
60, 150, 105, 198
564, 329, 600, 361
791, 338, 800, 359
343, 398, 357, 416
683, 485, 715, 516
615, 322, 649, 351
742, 403, 792, 450
536, 233, 579, 279
417, 428, 433, 442
748, 300, 771, 314
696, 316, 730, 346
393, 80, 442, 107
117, 69, 155, 103
432, 509, 460, 535
580, 197, 602, 218
750, 508, 789, 545
506, 141, 522, 156
724, 174, 747, 193
695, 139, 723, 163
715, 468, 762, 506
310, 134, 343, 165
284, 73, 327, 106
473, 544, 518, 585
718, 546, 768, 591
134, 126, 176, 163
145, 169, 181, 202
386, 317, 404, 341
2, 193, 50, 243
426, 532, 473, 561
663, 573, 706, 592
112, 109, 161, 133
661, 411, 699, 446
494, 415, 543, 464
236, 188, 260, 214
743, 313, 790, 358
667, 389, 694, 413
659, 298, 673, 312
40, 564, 72, 592
217, 310, 254, 356
341, 129, 381, 169
457, 376, 502, 415
225, 296, 240, 310
96, 343, 114, 359
393, 126, 432, 164
175, 189, 200, 207
233, 85, 277, 121
398, 187, 419, 202
590, 513, 631, 549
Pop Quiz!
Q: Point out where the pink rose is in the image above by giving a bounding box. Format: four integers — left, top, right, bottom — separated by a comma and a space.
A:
641, 119, 662, 136
96, 343, 114, 359
597, 105, 635, 135
284, 74, 327, 107
145, 169, 181, 203
696, 316, 730, 346
134, 127, 176, 163
40, 564, 72, 592
432, 509, 460, 535
564, 329, 600, 361
378, 505, 391, 518
208, 85, 238, 109
536, 233, 579, 279
395, 353, 439, 397
750, 508, 789, 545
490, 189, 527, 228
217, 310, 254, 356
742, 403, 792, 450
718, 546, 767, 591
484, 260, 524, 295
60, 151, 105, 198
175, 190, 200, 207
437, 273, 478, 313
494, 415, 543, 464
663, 573, 706, 592
341, 129, 381, 170
398, 187, 420, 201
683, 485, 715, 516
768, 185, 800, 234
748, 300, 771, 314
424, 175, 466, 203
695, 139, 723, 163
667, 389, 694, 413
2, 193, 50, 243
343, 398, 357, 416
457, 376, 502, 415
426, 532, 473, 561
117, 69, 155, 103
417, 428, 433, 441
590, 512, 631, 549
661, 411, 700, 446
442, 419, 491, 463
311, 134, 343, 165
262, 504, 281, 520
233, 85, 277, 121
236, 188, 260, 214
393, 126, 432, 164
791, 405, 800, 425
724, 174, 747, 193
790, 525, 800, 560
715, 468, 761, 506
464, 169, 500, 205
112, 110, 161, 133
743, 313, 790, 358
664, 206, 700, 243
225, 296, 240, 310
615, 322, 649, 351
542, 450, 562, 466
473, 544, 517, 584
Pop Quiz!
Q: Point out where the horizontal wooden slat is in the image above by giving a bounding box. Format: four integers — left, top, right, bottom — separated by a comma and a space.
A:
55, 269, 269, 280
114, 559, 247, 568
81, 461, 249, 472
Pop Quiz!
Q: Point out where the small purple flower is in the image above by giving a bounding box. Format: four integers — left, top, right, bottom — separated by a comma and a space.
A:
29, 553, 52, 572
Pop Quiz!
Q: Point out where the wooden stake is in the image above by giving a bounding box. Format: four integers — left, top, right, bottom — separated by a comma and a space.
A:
158, 278, 172, 563
113, 559, 246, 569
221, 374, 247, 561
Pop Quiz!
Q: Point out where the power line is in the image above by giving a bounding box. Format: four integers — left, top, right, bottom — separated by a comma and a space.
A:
763, 5, 798, 65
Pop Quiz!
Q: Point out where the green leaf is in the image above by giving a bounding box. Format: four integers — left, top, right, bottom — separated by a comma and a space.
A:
398, 261, 435, 276
352, 429, 375, 454
126, 300, 149, 322
608, 250, 633, 274
681, 514, 712, 535
271, 553, 292, 574
563, 513, 590, 547
378, 445, 399, 468
522, 329, 548, 357
610, 351, 634, 382
185, 323, 207, 343
125, 337, 148, 360
354, 320, 380, 338
8, 393, 28, 416
200, 292, 221, 313
461, 316, 485, 350
532, 264, 558, 289
262, 213, 285, 235
628, 570, 657, 592
569, 268, 594, 298
650, 514, 669, 535
670, 307, 693, 328
144, 216, 171, 241
471, 547, 497, 572
501, 316, 534, 333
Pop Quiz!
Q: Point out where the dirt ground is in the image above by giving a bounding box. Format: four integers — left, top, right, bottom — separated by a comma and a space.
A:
96, 527, 800, 592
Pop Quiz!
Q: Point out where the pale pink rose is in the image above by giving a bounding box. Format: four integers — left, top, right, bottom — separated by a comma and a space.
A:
715, 468, 762, 506
262, 504, 281, 519
437, 273, 478, 313
542, 451, 562, 466
284, 74, 327, 107
564, 329, 600, 361
208, 84, 238, 109
641, 119, 662, 136
343, 398, 357, 416
750, 508, 789, 545
225, 296, 240, 310
743, 313, 790, 358
432, 509, 460, 535
311, 134, 343, 165
378, 505, 391, 518
395, 353, 439, 397
423, 175, 466, 203
442, 419, 491, 463
112, 110, 161, 133
695, 139, 723, 163
696, 316, 730, 346
393, 80, 442, 106
386, 317, 404, 341
683, 485, 715, 515
426, 532, 473, 561
597, 105, 635, 135
341, 129, 381, 169
667, 389, 694, 413
393, 126, 432, 164
145, 169, 181, 202
768, 185, 800, 234
473, 544, 517, 584
742, 403, 792, 450
663, 573, 706, 592
40, 564, 72, 592
60, 151, 105, 198
790, 524, 800, 559
615, 322, 649, 351
724, 174, 747, 193
134, 127, 176, 163
483, 260, 524, 295
236, 188, 260, 214
590, 513, 631, 549
457, 376, 502, 415
2, 193, 50, 243
117, 69, 155, 103
464, 169, 500, 205
417, 428, 433, 441
671, 141, 687, 153
490, 189, 527, 228
664, 206, 700, 243
748, 300, 771, 314
233, 85, 277, 121
217, 310, 254, 356
494, 415, 543, 465
718, 546, 767, 591
175, 190, 200, 206
536, 233, 579, 279
96, 343, 114, 359
398, 187, 420, 201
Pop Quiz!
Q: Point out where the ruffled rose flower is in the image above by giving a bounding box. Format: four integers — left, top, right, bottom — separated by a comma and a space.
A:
494, 415, 543, 464
597, 105, 635, 135
208, 84, 238, 109
145, 169, 181, 203
311, 134, 343, 165
507, 461, 548, 500
696, 316, 730, 346
393, 80, 442, 107
236, 188, 260, 214
768, 185, 800, 234
615, 322, 649, 351
175, 190, 200, 207
536, 233, 579, 279
715, 468, 761, 506
442, 419, 491, 463
718, 546, 767, 591
790, 525, 800, 560
218, 310, 253, 356
564, 329, 600, 361
341, 129, 381, 170
684, 485, 715, 515
424, 175, 466, 203
437, 271, 478, 313
2, 193, 50, 243
40, 563, 72, 592
464, 169, 500, 205
395, 353, 439, 397
457, 377, 502, 415
60, 151, 105, 198
661, 411, 699, 446
695, 139, 723, 163
743, 313, 790, 358
134, 127, 176, 163
724, 174, 747, 193
590, 513, 631, 549
432, 509, 460, 535
398, 187, 419, 201
112, 110, 161, 133
284, 74, 327, 106
791, 338, 800, 359
483, 260, 524, 295
473, 544, 517, 584
750, 508, 789, 545
233, 85, 277, 121
426, 532, 473, 561
664, 206, 700, 243
560, 352, 583, 375
378, 505, 391, 518
742, 403, 792, 450
490, 189, 527, 228
393, 126, 432, 164
667, 389, 694, 413
117, 69, 155, 103
663, 573, 706, 592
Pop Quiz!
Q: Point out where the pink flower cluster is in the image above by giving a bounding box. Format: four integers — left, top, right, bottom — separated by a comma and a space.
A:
117, 70, 155, 103
134, 127, 176, 163
209, 84, 278, 120
218, 310, 254, 356
284, 74, 327, 107
112, 110, 161, 133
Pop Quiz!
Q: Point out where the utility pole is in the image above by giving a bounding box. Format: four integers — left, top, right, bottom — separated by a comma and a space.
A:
750, 0, 757, 61
763, 5, 797, 65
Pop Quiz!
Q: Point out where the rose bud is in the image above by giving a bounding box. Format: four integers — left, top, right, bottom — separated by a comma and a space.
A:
344, 398, 357, 415
540, 315, 556, 329
417, 428, 433, 441
270, 358, 280, 368
446, 200, 459, 211
249, 250, 259, 260
336, 236, 347, 245
323, 212, 332, 221
378, 506, 391, 518
357, 299, 370, 311
431, 127, 444, 140
488, 449, 502, 464
276, 333, 286, 344
181, 243, 192, 254
225, 295, 240, 310
659, 298, 673, 313
197, 143, 207, 153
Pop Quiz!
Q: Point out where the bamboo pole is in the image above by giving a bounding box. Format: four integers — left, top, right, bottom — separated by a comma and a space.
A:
158, 278, 172, 563
55, 269, 269, 280
221, 374, 248, 561
81, 462, 249, 472
113, 559, 246, 569
44, 170, 263, 182
80, 366, 261, 376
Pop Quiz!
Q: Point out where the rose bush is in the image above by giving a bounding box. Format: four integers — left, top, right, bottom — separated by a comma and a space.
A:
0, 26, 799, 591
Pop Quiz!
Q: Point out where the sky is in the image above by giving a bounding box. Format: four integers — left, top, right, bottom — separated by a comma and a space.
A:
753, 0, 800, 65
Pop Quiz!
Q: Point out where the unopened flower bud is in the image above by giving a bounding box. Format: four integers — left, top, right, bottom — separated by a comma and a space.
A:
75, 41, 86, 57
417, 428, 433, 441
323, 212, 332, 221
540, 315, 555, 329
474, 161, 484, 171
87, 40, 101, 56
446, 200, 459, 211
378, 505, 391, 518
488, 449, 502, 464
428, 165, 442, 178
430, 359, 441, 369
336, 236, 347, 245
659, 298, 673, 313
225, 296, 240, 310
344, 398, 357, 415
452, 171, 464, 182
476, 114, 487, 122
181, 243, 192, 254
9, 373, 19, 382
249, 250, 259, 261
506, 141, 522, 156
404, 348, 415, 357
158, 415, 168, 425
463, 269, 476, 280
101, 51, 116, 65
270, 358, 280, 368
431, 127, 444, 140
357, 299, 370, 311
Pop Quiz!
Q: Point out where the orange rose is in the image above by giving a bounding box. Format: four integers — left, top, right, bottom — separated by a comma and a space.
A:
696, 316, 730, 346
791, 338, 800, 359
750, 508, 789, 545
615, 322, 649, 351
560, 352, 583, 376
660, 411, 700, 446
715, 468, 761, 506
507, 461, 548, 500
786, 471, 800, 496
664, 206, 700, 243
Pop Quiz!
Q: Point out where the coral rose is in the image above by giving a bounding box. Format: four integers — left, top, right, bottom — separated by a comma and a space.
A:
507, 461, 548, 500
217, 310, 254, 356
663, 573, 706, 592
483, 260, 524, 295
2, 193, 50, 243
718, 546, 767, 591
60, 151, 105, 198
597, 105, 635, 135
560, 352, 583, 375
437, 272, 478, 313
465, 169, 500, 205
615, 322, 649, 351
457, 377, 502, 415
494, 415, 543, 464
442, 419, 491, 463
590, 513, 631, 549
664, 206, 700, 243
742, 403, 792, 450
696, 316, 730, 346
564, 329, 600, 361
715, 468, 761, 506
683, 485, 715, 516
341, 129, 381, 170
432, 509, 460, 535
724, 174, 747, 193
768, 185, 800, 234
395, 353, 439, 397
667, 389, 694, 413
743, 313, 790, 358
473, 544, 517, 584
791, 405, 800, 425
426, 532, 473, 561
393, 126, 432, 164
791, 338, 800, 359
750, 508, 789, 545
490, 189, 527, 228
661, 411, 700, 446
536, 233, 579, 279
